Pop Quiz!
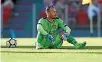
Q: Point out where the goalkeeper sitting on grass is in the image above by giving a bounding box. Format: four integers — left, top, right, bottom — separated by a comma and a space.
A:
36, 6, 86, 49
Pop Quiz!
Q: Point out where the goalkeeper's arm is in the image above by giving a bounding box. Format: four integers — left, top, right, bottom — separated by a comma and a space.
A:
37, 23, 48, 35
37, 23, 54, 42
64, 25, 71, 34
58, 18, 71, 34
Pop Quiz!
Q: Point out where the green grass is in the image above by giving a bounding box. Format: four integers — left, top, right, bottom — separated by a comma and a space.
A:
1, 38, 102, 62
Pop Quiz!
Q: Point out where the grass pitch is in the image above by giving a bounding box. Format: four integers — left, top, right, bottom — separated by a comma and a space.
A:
1, 38, 102, 62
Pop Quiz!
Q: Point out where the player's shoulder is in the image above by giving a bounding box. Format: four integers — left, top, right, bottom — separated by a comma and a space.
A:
39, 17, 47, 21
38, 17, 47, 23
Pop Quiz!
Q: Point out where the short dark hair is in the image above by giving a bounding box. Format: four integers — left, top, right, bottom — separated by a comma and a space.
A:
46, 5, 55, 12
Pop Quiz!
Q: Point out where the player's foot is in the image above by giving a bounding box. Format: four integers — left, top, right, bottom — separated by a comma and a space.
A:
36, 46, 42, 49
74, 42, 86, 49
35, 42, 42, 49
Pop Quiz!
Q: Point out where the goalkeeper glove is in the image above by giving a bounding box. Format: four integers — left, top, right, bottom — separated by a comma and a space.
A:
46, 34, 54, 43
61, 33, 69, 40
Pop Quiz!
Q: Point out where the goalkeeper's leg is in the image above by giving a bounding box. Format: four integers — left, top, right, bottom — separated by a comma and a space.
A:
66, 34, 86, 49
58, 28, 86, 49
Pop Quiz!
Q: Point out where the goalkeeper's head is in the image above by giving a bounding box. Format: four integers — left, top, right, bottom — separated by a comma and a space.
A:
45, 6, 57, 19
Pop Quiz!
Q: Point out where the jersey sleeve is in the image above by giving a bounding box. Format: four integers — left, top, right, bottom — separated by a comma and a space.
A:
58, 18, 71, 34
37, 18, 48, 35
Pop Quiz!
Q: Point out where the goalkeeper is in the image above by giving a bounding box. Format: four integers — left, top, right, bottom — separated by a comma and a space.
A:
36, 6, 86, 49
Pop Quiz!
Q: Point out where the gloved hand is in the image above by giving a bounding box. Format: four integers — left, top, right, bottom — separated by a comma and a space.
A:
46, 34, 55, 43
61, 33, 69, 40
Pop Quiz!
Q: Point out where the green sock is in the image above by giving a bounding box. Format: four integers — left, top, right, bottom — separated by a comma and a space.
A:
67, 34, 77, 45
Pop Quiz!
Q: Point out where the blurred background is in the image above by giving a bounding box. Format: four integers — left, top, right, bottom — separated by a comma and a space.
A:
1, 0, 102, 38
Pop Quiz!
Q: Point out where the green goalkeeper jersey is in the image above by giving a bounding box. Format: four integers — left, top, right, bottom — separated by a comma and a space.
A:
37, 17, 71, 36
